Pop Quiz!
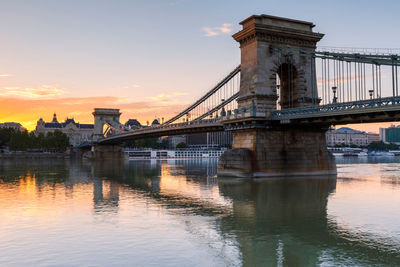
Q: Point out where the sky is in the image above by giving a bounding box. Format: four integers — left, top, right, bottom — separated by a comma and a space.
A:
0, 0, 399, 131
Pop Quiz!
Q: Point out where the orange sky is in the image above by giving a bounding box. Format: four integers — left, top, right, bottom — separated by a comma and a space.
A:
0, 95, 187, 131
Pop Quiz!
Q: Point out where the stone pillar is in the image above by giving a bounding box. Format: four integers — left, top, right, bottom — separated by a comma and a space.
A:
232, 14, 324, 113
92, 108, 122, 141
218, 126, 336, 177
93, 145, 123, 160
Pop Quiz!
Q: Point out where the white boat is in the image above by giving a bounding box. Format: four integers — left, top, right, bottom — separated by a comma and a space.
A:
328, 147, 368, 157
389, 150, 400, 156
369, 151, 395, 156
124, 149, 226, 160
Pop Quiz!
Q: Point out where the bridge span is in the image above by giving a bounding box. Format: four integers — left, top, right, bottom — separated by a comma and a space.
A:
98, 119, 223, 145
88, 14, 400, 178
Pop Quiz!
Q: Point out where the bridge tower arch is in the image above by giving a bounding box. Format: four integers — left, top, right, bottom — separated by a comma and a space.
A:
233, 14, 323, 114
275, 61, 300, 109
218, 14, 336, 177
93, 108, 122, 141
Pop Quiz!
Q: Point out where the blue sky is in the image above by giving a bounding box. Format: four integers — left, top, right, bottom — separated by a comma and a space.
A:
0, 0, 399, 129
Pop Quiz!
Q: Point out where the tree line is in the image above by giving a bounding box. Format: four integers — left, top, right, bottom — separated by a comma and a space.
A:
333, 141, 399, 151
0, 128, 70, 152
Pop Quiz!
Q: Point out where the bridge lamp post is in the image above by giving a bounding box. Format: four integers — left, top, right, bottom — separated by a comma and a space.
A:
369, 89, 374, 100
332, 86, 338, 104
220, 99, 226, 117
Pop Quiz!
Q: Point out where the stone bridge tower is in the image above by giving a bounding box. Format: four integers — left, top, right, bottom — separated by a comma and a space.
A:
93, 108, 122, 141
234, 14, 324, 113
218, 14, 336, 177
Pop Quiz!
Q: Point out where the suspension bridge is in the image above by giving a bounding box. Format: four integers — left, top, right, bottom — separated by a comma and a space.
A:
87, 14, 400, 177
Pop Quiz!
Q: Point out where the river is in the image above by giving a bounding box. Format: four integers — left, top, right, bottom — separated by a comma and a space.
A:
1, 158, 400, 266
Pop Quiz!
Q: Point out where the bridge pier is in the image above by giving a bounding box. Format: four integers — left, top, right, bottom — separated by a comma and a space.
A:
218, 126, 336, 177
91, 144, 123, 160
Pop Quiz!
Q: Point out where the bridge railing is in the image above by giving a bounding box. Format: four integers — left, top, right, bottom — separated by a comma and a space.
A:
270, 96, 400, 120
270, 46, 400, 106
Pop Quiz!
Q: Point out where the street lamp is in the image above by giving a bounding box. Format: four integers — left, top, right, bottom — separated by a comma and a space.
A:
369, 89, 374, 100
332, 86, 337, 104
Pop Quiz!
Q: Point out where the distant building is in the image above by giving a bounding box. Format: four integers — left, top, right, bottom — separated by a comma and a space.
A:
380, 126, 400, 144
186, 131, 233, 148
0, 122, 26, 132
167, 135, 186, 149
367, 132, 380, 143
151, 119, 160, 126
35, 113, 93, 146
125, 119, 142, 129
326, 127, 369, 147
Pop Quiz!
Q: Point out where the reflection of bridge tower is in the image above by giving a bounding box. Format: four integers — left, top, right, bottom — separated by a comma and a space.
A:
93, 178, 120, 212
218, 178, 336, 266
218, 15, 336, 177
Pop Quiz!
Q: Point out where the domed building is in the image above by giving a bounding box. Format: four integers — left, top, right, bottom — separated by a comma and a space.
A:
151, 119, 160, 126
125, 119, 142, 129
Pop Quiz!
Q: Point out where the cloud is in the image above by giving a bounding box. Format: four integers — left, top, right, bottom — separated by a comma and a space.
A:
218, 23, 232, 34
202, 23, 232, 37
0, 74, 11, 77
0, 85, 65, 99
149, 92, 188, 104
123, 84, 141, 89
202, 27, 219, 37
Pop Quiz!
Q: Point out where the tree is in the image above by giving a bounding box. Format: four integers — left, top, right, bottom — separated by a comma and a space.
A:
176, 142, 187, 149
367, 141, 398, 151
124, 137, 167, 149
8, 130, 70, 152
0, 128, 15, 147
9, 130, 30, 151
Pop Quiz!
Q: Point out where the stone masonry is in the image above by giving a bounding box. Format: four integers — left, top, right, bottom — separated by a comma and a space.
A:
218, 14, 336, 177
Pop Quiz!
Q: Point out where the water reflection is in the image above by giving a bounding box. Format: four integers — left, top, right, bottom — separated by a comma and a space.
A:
217, 177, 336, 266
1, 159, 400, 266
335, 156, 400, 164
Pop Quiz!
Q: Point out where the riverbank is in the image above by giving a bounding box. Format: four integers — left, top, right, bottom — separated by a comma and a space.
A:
0, 152, 69, 159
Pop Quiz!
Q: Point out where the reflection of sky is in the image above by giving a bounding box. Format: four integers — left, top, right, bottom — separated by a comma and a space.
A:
0, 0, 399, 131
329, 163, 400, 251
1, 159, 400, 265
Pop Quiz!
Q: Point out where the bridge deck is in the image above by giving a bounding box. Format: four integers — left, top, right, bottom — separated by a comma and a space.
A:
271, 96, 400, 125
98, 119, 223, 144
94, 97, 400, 145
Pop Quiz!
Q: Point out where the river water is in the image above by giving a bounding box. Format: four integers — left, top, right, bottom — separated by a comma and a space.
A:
1, 157, 400, 266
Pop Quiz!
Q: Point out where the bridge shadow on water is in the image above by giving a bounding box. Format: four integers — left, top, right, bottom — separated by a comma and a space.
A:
1, 159, 399, 265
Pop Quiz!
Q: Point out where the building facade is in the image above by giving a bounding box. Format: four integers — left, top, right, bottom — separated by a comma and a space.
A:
0, 122, 26, 131
367, 132, 380, 143
35, 113, 93, 146
167, 135, 187, 149
186, 131, 233, 148
326, 127, 369, 147
380, 126, 400, 144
